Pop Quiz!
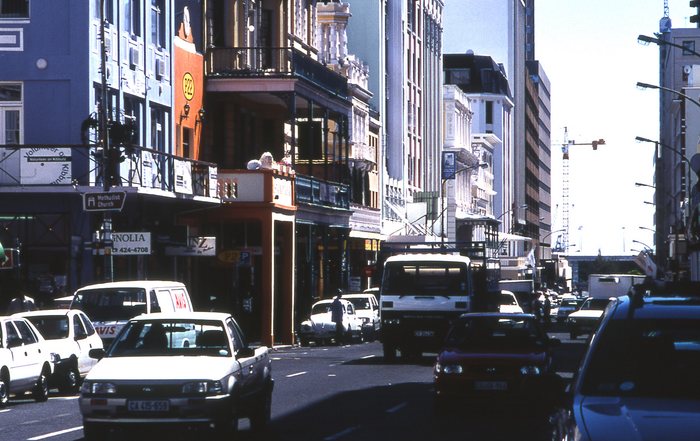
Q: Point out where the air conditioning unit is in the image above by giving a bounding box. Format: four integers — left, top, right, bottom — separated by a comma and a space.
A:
155, 58, 166, 79
129, 46, 140, 68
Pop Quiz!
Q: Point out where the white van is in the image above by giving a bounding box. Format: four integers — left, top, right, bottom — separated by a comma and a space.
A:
69, 281, 193, 346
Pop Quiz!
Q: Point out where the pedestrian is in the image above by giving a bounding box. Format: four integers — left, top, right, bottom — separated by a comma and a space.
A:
331, 289, 345, 345
543, 295, 552, 325
530, 292, 542, 321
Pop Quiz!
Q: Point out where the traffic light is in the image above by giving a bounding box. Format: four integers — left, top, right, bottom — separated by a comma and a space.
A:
691, 1, 700, 26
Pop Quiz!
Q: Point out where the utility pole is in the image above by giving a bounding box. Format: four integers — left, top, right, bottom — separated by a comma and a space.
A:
99, 0, 114, 281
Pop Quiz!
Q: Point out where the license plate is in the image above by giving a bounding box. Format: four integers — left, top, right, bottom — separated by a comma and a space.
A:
414, 330, 434, 337
127, 400, 170, 412
474, 381, 507, 391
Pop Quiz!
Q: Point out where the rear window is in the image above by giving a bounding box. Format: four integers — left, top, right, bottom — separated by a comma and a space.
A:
382, 261, 469, 296
25, 316, 69, 339
71, 288, 147, 321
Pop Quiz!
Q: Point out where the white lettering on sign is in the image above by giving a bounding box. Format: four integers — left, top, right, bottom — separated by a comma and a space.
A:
112, 232, 151, 255
273, 177, 292, 205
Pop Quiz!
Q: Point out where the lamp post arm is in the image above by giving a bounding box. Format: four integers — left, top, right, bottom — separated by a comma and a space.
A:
638, 34, 700, 58
637, 82, 700, 110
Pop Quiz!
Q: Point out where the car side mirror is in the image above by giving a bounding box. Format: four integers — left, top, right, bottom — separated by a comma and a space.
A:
236, 347, 255, 359
89, 348, 105, 360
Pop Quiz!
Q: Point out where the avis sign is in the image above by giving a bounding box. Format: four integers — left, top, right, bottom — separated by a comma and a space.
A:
83, 191, 127, 212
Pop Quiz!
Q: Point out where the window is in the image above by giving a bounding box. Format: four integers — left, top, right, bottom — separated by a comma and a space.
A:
151, 106, 165, 151
14, 320, 37, 344
93, 0, 113, 23
0, 83, 22, 144
123, 96, 142, 147
73, 315, 88, 339
485, 101, 494, 125
150, 0, 164, 48
182, 127, 191, 158
683, 40, 696, 56
0, 0, 28, 18
125, 0, 141, 37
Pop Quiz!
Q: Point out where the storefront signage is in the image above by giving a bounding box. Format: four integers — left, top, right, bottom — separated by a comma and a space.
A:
273, 176, 293, 205
112, 232, 151, 255
183, 72, 195, 100
165, 236, 216, 256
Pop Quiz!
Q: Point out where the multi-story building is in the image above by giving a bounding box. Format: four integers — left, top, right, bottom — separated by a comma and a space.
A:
347, 0, 444, 239
0, 1, 218, 309
656, 24, 700, 280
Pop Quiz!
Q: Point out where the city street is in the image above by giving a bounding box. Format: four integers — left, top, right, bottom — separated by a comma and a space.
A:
0, 326, 586, 441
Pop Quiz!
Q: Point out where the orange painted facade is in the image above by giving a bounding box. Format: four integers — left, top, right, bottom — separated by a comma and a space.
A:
174, 13, 204, 160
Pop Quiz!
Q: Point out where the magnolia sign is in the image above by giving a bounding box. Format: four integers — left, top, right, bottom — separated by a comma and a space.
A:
112, 232, 151, 255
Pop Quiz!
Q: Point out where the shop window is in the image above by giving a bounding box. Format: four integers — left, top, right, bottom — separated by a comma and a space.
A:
0, 0, 28, 18
0, 83, 22, 144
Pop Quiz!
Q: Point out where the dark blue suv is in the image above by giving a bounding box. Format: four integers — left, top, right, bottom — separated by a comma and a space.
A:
560, 281, 700, 440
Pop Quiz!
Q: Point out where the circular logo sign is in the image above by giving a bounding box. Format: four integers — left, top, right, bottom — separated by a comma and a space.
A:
182, 72, 195, 100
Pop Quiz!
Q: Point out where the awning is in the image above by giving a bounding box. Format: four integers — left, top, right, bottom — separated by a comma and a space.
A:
499, 232, 532, 242
349, 230, 385, 241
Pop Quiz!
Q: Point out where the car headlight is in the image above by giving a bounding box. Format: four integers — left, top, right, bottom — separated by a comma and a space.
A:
383, 318, 400, 325
519, 366, 541, 376
182, 380, 224, 395
80, 381, 117, 395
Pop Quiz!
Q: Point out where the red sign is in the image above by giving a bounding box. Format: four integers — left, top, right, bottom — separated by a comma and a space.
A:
363, 265, 375, 277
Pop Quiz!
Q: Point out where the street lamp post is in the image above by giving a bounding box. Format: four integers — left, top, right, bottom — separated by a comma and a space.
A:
440, 161, 488, 244
632, 239, 654, 252
638, 34, 700, 58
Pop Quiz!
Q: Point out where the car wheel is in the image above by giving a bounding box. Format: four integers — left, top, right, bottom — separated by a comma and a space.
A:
250, 381, 272, 431
383, 343, 397, 362
0, 372, 9, 407
83, 422, 108, 441
59, 366, 80, 394
33, 367, 49, 402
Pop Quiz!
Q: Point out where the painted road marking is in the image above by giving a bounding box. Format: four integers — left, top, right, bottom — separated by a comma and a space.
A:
361, 354, 375, 359
286, 371, 307, 378
27, 426, 83, 440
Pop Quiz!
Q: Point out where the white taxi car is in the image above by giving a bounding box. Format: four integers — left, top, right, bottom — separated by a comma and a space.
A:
342, 293, 380, 340
298, 298, 363, 346
15, 309, 103, 393
0, 316, 57, 405
79, 312, 273, 439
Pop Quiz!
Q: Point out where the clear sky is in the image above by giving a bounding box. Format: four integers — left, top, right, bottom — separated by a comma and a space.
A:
535, 0, 695, 256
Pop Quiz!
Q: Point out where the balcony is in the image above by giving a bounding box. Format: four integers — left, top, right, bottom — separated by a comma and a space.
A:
0, 145, 218, 201
206, 47, 348, 99
295, 174, 349, 210
350, 142, 376, 165
218, 168, 295, 207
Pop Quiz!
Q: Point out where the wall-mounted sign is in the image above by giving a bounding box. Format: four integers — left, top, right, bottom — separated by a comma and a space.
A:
165, 236, 216, 256
21, 147, 72, 185
182, 72, 194, 100
112, 232, 151, 255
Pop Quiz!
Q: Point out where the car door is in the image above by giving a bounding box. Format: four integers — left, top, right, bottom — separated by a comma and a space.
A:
72, 312, 96, 375
9, 320, 43, 390
226, 318, 257, 402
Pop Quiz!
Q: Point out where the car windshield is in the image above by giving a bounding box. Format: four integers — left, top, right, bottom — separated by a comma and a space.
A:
71, 288, 147, 321
581, 318, 700, 399
499, 293, 518, 306
312, 303, 332, 315
107, 319, 230, 357
25, 315, 69, 339
346, 297, 371, 310
444, 316, 546, 351
581, 298, 610, 311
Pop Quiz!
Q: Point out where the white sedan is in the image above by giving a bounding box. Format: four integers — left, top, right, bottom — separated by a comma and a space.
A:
0, 316, 57, 405
298, 299, 364, 346
14, 309, 103, 393
79, 312, 273, 439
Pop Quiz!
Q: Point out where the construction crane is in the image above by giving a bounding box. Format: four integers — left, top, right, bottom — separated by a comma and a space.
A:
556, 127, 605, 254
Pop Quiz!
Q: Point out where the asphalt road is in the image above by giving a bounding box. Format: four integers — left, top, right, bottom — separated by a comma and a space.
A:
0, 325, 587, 441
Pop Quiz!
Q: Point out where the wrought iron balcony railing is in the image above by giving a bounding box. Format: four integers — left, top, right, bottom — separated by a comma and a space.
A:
295, 174, 349, 210
0, 144, 218, 200
206, 47, 348, 100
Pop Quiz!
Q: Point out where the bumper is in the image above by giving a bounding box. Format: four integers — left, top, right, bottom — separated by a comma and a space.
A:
79, 394, 232, 426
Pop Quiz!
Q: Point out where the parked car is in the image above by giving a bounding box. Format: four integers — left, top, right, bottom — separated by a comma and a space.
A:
498, 290, 524, 314
0, 316, 57, 405
70, 280, 193, 347
79, 311, 273, 439
433, 312, 560, 410
566, 297, 612, 339
559, 282, 700, 441
298, 298, 363, 346
14, 309, 103, 393
342, 293, 380, 340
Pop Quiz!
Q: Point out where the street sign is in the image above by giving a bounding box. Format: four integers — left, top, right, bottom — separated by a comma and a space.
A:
83, 191, 127, 212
